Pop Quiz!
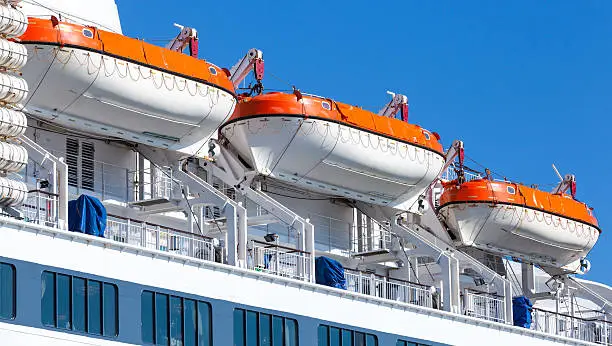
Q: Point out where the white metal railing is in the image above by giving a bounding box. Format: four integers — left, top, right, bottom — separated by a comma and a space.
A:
531, 308, 612, 344
21, 190, 59, 228
24, 151, 176, 204
248, 241, 312, 282
129, 166, 174, 202
463, 290, 506, 323
440, 167, 482, 182
105, 216, 215, 261
344, 270, 434, 309
351, 224, 393, 255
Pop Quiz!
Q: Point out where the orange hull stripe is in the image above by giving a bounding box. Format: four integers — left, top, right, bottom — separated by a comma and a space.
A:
439, 179, 599, 230
19, 18, 235, 95
229, 92, 444, 154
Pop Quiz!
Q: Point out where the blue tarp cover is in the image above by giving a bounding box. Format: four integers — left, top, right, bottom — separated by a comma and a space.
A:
512, 296, 533, 328
315, 256, 347, 290
68, 195, 107, 237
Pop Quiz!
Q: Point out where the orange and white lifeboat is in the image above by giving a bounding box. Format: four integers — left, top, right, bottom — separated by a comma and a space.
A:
19, 18, 237, 156
438, 178, 600, 269
220, 92, 445, 209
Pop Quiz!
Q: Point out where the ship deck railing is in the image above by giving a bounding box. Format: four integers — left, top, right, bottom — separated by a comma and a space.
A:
105, 215, 216, 262
344, 269, 434, 309
21, 189, 60, 228
462, 289, 506, 323
532, 307, 612, 345
127, 166, 174, 202
440, 166, 483, 182
248, 240, 312, 282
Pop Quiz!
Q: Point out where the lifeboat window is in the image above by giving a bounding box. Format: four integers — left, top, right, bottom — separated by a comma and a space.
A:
208, 66, 218, 76
507, 186, 516, 194
321, 101, 331, 110
423, 131, 431, 140
82, 28, 94, 39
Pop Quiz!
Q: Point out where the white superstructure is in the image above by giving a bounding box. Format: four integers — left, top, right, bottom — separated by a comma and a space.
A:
0, 1, 608, 346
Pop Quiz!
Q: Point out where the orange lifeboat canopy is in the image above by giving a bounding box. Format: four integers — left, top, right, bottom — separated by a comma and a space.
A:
230, 92, 444, 155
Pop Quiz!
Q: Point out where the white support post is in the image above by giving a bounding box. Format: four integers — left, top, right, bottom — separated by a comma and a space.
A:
504, 278, 514, 324
522, 262, 536, 298
438, 255, 453, 313
305, 221, 315, 282
451, 255, 461, 313
236, 202, 247, 267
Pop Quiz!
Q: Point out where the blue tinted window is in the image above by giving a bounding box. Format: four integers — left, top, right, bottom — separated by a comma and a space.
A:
319, 325, 377, 346
143, 292, 211, 346
0, 263, 15, 319
155, 293, 169, 345
141, 291, 155, 344
41, 271, 55, 327
330, 327, 340, 346
88, 280, 102, 335
56, 274, 71, 329
259, 313, 271, 346
235, 309, 298, 346
355, 332, 365, 346
318, 325, 328, 346
234, 309, 245, 346
272, 316, 283, 346
103, 283, 118, 336
342, 329, 353, 346
246, 310, 258, 346
72, 278, 86, 332
184, 299, 196, 346
170, 296, 183, 346
41, 272, 118, 337
285, 318, 298, 346
397, 341, 425, 346
197, 301, 211, 346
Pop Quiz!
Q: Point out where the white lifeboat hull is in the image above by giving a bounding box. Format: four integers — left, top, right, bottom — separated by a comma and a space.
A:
438, 202, 600, 268
22, 45, 236, 156
222, 116, 445, 209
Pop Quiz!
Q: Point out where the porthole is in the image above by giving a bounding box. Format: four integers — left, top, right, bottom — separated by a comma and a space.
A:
82, 28, 94, 39
507, 186, 516, 194
423, 131, 431, 140
321, 101, 331, 110
209, 66, 218, 75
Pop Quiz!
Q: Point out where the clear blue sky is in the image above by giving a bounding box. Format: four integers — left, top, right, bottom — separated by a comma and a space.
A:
116, 0, 611, 284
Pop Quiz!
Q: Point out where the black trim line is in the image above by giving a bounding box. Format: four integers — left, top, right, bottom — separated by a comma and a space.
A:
22, 41, 238, 99
220, 113, 445, 157
437, 200, 602, 233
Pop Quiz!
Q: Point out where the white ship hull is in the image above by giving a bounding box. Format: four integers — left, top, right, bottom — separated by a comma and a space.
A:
222, 116, 445, 209
0, 219, 594, 346
438, 202, 600, 267
22, 45, 236, 155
